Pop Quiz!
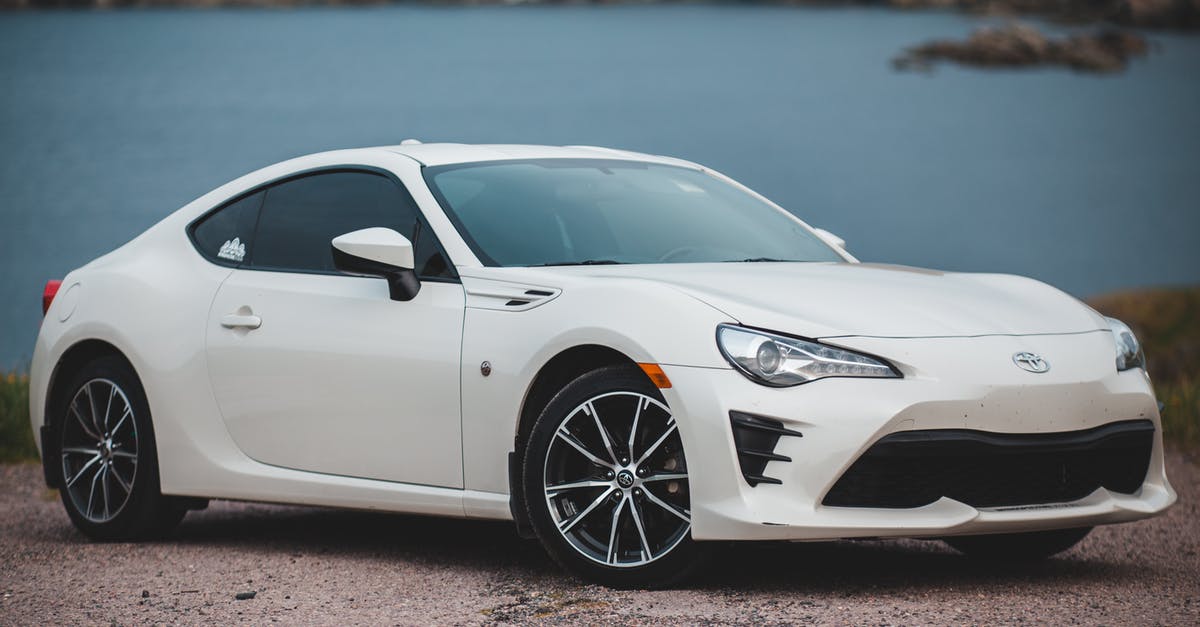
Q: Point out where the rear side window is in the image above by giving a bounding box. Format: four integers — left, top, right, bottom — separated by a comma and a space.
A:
190, 191, 263, 266
249, 171, 455, 279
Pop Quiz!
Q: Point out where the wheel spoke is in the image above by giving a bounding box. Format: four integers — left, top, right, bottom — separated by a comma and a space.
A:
70, 402, 100, 441
85, 465, 102, 518
630, 498, 653, 561
558, 487, 616, 533
555, 428, 613, 469
546, 479, 611, 496
111, 449, 137, 460
102, 384, 116, 432
642, 473, 688, 483
84, 382, 104, 440
110, 407, 132, 437
586, 402, 619, 465
606, 494, 627, 565
110, 465, 133, 494
101, 466, 111, 519
627, 397, 645, 462
635, 420, 677, 466
62, 446, 99, 457
642, 485, 691, 523
65, 454, 101, 488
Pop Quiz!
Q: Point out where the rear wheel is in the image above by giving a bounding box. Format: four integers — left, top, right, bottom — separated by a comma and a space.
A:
523, 366, 707, 588
54, 356, 186, 540
944, 527, 1093, 561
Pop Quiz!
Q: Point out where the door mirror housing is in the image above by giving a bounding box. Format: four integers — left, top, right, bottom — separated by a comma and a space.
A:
331, 227, 420, 301
813, 228, 847, 251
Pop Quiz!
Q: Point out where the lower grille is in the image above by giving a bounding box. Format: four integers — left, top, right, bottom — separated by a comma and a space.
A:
822, 419, 1155, 509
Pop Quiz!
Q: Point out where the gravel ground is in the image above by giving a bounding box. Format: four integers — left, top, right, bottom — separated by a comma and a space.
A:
1, 453, 1197, 625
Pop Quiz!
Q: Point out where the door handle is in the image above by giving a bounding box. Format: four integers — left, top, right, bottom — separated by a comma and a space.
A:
221, 313, 262, 330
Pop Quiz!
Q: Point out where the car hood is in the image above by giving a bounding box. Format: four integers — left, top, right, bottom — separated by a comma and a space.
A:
550, 262, 1106, 338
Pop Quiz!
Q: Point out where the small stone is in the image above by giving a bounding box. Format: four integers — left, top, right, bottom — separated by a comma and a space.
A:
235, 591, 257, 601
141, 590, 149, 598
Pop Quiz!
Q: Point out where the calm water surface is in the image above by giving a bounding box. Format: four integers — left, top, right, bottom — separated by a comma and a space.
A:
1, 7, 1198, 366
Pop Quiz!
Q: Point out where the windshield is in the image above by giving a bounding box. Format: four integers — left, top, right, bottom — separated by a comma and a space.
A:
422, 159, 843, 267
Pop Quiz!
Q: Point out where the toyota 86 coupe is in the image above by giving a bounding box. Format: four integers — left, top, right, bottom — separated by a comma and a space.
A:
30, 143, 1174, 588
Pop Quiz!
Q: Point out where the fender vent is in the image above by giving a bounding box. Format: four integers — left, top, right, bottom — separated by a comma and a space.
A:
465, 281, 562, 312
504, 290, 557, 308
730, 411, 803, 487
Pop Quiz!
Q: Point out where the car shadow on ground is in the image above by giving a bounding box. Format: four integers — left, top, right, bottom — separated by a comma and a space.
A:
151, 502, 1148, 593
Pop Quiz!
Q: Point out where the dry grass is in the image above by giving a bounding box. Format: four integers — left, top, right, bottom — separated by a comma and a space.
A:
1087, 286, 1200, 449
1153, 377, 1200, 449
0, 371, 36, 462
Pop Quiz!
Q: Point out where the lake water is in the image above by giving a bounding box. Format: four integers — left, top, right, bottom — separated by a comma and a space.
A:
1, 6, 1198, 367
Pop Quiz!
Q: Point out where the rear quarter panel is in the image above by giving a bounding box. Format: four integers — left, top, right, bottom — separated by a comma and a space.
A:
31, 218, 234, 495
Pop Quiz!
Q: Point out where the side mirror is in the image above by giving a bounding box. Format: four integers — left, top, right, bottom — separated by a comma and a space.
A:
813, 228, 847, 251
331, 227, 420, 301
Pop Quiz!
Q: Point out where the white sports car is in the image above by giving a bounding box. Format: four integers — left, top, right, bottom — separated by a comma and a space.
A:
30, 143, 1174, 588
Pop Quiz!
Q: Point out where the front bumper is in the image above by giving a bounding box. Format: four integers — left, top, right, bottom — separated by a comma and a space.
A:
661, 331, 1176, 542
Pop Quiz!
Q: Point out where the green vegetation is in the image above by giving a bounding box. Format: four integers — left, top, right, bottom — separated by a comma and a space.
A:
1088, 287, 1200, 450
0, 371, 36, 462
0, 287, 1195, 463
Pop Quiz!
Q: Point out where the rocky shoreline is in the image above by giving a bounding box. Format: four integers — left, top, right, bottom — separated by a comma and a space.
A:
885, 0, 1199, 30
2, 0, 1198, 31
1, 0, 1194, 74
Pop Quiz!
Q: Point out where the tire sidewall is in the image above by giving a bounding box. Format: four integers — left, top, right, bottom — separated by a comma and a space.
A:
522, 365, 706, 589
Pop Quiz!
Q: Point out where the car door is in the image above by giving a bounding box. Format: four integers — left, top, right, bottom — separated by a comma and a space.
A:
203, 169, 465, 488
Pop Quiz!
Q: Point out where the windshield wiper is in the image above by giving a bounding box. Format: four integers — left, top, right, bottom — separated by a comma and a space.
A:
727, 257, 794, 263
536, 259, 625, 267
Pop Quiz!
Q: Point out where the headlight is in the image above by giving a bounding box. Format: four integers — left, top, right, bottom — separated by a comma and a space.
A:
1106, 316, 1145, 371
717, 324, 900, 387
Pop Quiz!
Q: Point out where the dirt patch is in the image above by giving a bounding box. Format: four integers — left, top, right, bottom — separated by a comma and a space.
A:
1, 453, 1197, 625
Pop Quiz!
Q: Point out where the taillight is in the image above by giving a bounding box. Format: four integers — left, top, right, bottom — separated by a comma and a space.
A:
43, 280, 62, 316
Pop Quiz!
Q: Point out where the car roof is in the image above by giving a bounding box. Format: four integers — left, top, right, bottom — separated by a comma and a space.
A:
376, 142, 701, 169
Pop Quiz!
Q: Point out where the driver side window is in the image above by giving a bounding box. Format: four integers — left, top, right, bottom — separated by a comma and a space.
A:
248, 170, 456, 279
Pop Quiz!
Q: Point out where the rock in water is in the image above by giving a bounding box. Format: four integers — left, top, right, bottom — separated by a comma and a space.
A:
894, 22, 1150, 73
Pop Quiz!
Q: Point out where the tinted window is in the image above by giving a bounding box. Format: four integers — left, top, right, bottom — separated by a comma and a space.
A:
250, 171, 455, 279
191, 191, 263, 266
424, 159, 842, 267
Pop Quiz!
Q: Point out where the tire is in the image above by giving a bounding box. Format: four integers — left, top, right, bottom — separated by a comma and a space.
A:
51, 355, 186, 541
522, 365, 708, 588
943, 527, 1093, 561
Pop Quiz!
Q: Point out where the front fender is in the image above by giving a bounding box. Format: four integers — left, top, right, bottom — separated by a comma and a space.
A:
458, 274, 736, 495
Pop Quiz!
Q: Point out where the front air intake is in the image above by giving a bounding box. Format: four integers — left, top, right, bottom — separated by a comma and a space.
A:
729, 411, 803, 487
822, 419, 1156, 509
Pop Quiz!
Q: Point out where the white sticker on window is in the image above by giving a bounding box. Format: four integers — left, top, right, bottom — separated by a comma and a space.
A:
217, 237, 246, 262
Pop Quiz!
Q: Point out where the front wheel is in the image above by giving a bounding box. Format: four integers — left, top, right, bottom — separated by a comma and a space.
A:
523, 366, 707, 588
943, 527, 1093, 561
